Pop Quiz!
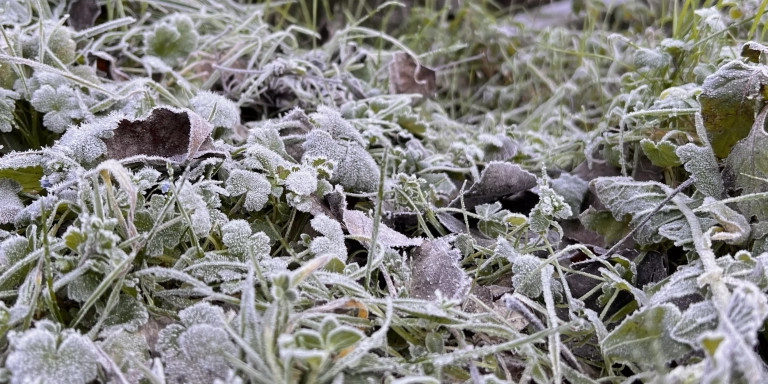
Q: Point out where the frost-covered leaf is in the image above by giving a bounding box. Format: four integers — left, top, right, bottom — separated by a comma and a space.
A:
311, 106, 365, 146
285, 165, 318, 196
496, 239, 561, 299
529, 183, 573, 232
55, 112, 121, 166
102, 107, 221, 164
641, 139, 681, 168
99, 330, 149, 384
0, 0, 31, 25
67, 0, 101, 31
145, 14, 198, 65
30, 85, 87, 133
302, 129, 379, 193
697, 197, 750, 245
102, 294, 149, 333
221, 219, 252, 259
190, 91, 240, 129
699, 60, 768, 158
602, 304, 690, 367
410, 237, 471, 300
591, 177, 688, 245
450, 162, 537, 209
724, 105, 768, 220
309, 214, 347, 262
0, 88, 18, 133
0, 178, 23, 224
671, 300, 718, 347
6, 321, 100, 384
475, 202, 526, 238
741, 41, 768, 63
676, 142, 724, 198
226, 169, 271, 212
549, 172, 588, 219
343, 209, 423, 248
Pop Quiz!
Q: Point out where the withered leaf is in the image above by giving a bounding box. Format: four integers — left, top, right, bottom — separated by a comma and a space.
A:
409, 237, 471, 301
102, 107, 222, 164
68, 0, 101, 31
389, 51, 437, 98
449, 161, 537, 210
343, 209, 423, 248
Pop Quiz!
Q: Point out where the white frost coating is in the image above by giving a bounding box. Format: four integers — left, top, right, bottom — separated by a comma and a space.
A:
285, 166, 318, 196
144, 14, 199, 65
226, 169, 271, 212
30, 85, 87, 133
6, 321, 100, 384
302, 129, 379, 193
309, 214, 347, 261
56, 112, 124, 165
311, 105, 366, 146
0, 178, 23, 224
221, 219, 252, 258
190, 90, 240, 129
0, 88, 18, 133
175, 181, 213, 237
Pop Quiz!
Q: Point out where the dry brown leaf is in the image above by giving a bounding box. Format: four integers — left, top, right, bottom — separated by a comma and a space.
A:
388, 52, 437, 98
68, 0, 101, 31
449, 161, 537, 209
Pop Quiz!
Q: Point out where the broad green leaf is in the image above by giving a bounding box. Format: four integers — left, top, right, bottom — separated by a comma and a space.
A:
676, 143, 723, 198
326, 326, 365, 352
699, 60, 768, 158
641, 139, 681, 168
602, 304, 690, 367
724, 105, 768, 220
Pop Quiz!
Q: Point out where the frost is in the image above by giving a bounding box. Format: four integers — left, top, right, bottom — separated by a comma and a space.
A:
343, 209, 423, 248
310, 106, 365, 146
309, 214, 347, 261
302, 129, 379, 193
698, 197, 750, 245
602, 304, 690, 368
222, 219, 252, 259
410, 237, 471, 300
145, 14, 199, 65
56, 112, 122, 165
99, 330, 149, 384
0, 0, 31, 25
641, 139, 681, 168
529, 184, 572, 232
226, 169, 271, 212
190, 91, 240, 129
591, 177, 689, 245
157, 303, 236, 384
388, 51, 437, 98
0, 88, 18, 132
634, 48, 670, 72
102, 294, 149, 333
0, 178, 23, 225
30, 85, 88, 133
724, 105, 768, 220
175, 180, 214, 236
549, 173, 587, 219
6, 320, 100, 384
699, 60, 768, 158
498, 239, 561, 299
449, 162, 537, 209
695, 7, 727, 32
676, 142, 724, 198
671, 300, 718, 347
285, 165, 318, 196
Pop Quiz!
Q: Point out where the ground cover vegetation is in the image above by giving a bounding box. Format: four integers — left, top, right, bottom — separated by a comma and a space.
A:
1, 0, 768, 382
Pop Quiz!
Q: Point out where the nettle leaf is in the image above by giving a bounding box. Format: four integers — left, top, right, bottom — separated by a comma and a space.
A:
676, 142, 724, 198
591, 177, 689, 245
144, 14, 199, 65
343, 209, 423, 248
641, 139, 681, 168
602, 304, 690, 367
0, 88, 18, 133
309, 214, 347, 262
6, 320, 101, 384
699, 60, 768, 158
302, 129, 379, 193
724, 105, 768, 221
450, 162, 537, 209
0, 178, 23, 224
30, 85, 88, 133
226, 169, 271, 212
410, 237, 471, 300
190, 91, 240, 129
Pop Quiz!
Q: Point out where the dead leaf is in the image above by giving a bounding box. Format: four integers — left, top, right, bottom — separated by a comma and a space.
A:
102, 107, 223, 164
68, 0, 101, 31
449, 161, 537, 210
389, 52, 437, 98
409, 237, 471, 301
343, 209, 423, 248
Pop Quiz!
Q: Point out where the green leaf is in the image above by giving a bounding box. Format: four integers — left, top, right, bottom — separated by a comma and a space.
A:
326, 326, 364, 352
641, 139, 682, 168
724, 105, 768, 220
699, 60, 768, 158
0, 178, 23, 225
144, 14, 198, 65
602, 304, 691, 367
676, 143, 723, 198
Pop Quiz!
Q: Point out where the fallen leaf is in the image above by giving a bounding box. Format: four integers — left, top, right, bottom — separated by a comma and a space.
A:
343, 209, 422, 248
449, 161, 537, 210
409, 237, 471, 301
68, 0, 101, 31
102, 107, 223, 164
388, 51, 436, 98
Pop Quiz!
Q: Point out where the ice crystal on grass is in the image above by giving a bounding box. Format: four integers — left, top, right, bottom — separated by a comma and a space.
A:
226, 169, 271, 212
190, 91, 240, 129
145, 14, 198, 65
0, 178, 23, 225
6, 321, 100, 384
